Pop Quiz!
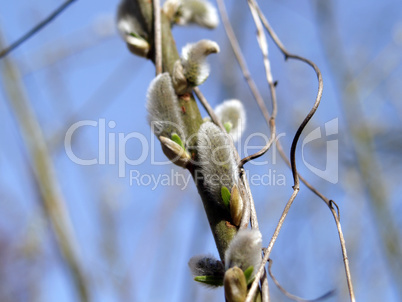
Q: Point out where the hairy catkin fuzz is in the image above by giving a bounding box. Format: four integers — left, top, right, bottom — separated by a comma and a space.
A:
188, 254, 225, 278
146, 73, 186, 140
214, 99, 246, 142
178, 0, 219, 29
181, 40, 220, 86
163, 0, 219, 29
225, 229, 262, 277
117, 0, 150, 57
197, 122, 238, 205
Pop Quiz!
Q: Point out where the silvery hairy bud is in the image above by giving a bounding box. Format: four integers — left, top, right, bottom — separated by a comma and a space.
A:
173, 40, 220, 94
163, 0, 219, 29
225, 229, 262, 279
188, 254, 225, 287
197, 122, 239, 207
147, 73, 191, 167
117, 0, 150, 57
214, 99, 246, 142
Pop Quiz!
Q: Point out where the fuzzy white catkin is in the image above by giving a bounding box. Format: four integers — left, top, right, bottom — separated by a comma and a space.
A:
146, 73, 186, 140
117, 0, 150, 57
188, 254, 225, 277
177, 0, 219, 29
181, 40, 220, 86
225, 229, 262, 277
163, 0, 181, 21
197, 122, 238, 203
214, 99, 246, 143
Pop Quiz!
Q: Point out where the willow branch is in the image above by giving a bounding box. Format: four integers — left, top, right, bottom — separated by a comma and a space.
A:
245, 186, 299, 302
248, 0, 324, 188
217, 0, 329, 209
193, 87, 225, 131
216, 0, 260, 235
252, 2, 355, 300
216, 0, 270, 126
0, 0, 76, 59
239, 169, 251, 229
239, 0, 277, 168
246, 1, 324, 300
261, 268, 270, 302
194, 87, 254, 234
245, 7, 275, 300
134, 0, 250, 261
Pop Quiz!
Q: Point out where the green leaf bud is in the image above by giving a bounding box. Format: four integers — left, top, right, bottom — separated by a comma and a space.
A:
230, 184, 243, 227
221, 186, 231, 210
224, 267, 248, 302
159, 136, 191, 168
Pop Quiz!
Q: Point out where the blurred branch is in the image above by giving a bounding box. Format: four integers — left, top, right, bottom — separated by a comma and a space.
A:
0, 0, 76, 59
314, 1, 402, 298
0, 34, 90, 302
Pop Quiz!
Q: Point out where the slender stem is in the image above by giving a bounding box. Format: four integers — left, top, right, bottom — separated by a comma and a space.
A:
218, 0, 330, 207
0, 0, 76, 59
250, 2, 356, 301
245, 187, 299, 302
246, 1, 324, 300
276, 141, 331, 207
153, 0, 162, 75
242, 168, 258, 229
216, 0, 271, 136
257, 13, 274, 290
261, 268, 270, 302
267, 259, 335, 302
216, 0, 264, 239
249, 0, 324, 188
193, 87, 225, 131
239, 0, 277, 168
330, 201, 355, 301
239, 169, 251, 229
219, 1, 354, 300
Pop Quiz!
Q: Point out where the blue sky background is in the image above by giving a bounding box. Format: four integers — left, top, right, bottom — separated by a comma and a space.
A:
1, 0, 402, 301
